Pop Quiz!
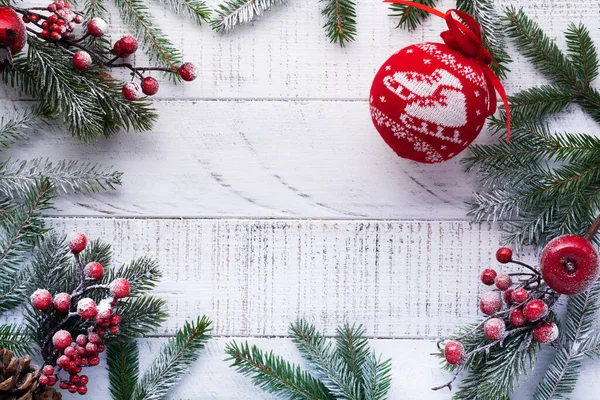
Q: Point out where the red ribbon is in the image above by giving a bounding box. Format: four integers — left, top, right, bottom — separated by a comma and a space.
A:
383, 0, 511, 141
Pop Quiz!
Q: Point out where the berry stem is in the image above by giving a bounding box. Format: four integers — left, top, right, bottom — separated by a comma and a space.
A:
509, 259, 540, 276
584, 213, 600, 241
431, 365, 463, 391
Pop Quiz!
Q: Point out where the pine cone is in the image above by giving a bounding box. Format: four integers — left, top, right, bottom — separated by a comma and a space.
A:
33, 387, 62, 400
0, 349, 40, 400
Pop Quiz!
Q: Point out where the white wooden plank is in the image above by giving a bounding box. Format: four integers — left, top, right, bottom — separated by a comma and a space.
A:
0, 217, 537, 338
59, 337, 600, 400
4, 100, 598, 218
1, 0, 598, 101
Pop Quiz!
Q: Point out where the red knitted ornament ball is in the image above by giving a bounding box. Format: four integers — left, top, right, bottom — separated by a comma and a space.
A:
370, 2, 510, 164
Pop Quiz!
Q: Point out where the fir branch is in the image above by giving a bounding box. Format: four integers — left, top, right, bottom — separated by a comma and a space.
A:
290, 319, 359, 399
388, 0, 436, 31
335, 323, 369, 385
113, 0, 183, 70
321, 0, 357, 47
111, 296, 168, 341
0, 159, 122, 197
565, 23, 599, 85
0, 324, 33, 355
361, 352, 392, 400
107, 341, 140, 400
455, 0, 511, 79
210, 0, 285, 33
0, 109, 43, 150
505, 86, 573, 122
133, 316, 211, 400
78, 238, 113, 272
580, 332, 600, 358
226, 340, 335, 400
105, 257, 162, 297
155, 0, 211, 25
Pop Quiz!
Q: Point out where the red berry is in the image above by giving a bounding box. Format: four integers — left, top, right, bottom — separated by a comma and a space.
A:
22, 15, 30, 23
444, 340, 464, 365
97, 344, 105, 353
79, 375, 88, 385
484, 318, 506, 341
47, 4, 56, 12
69, 374, 79, 384
480, 269, 497, 286
77, 346, 86, 356
88, 332, 101, 344
534, 322, 559, 344
48, 15, 58, 24
31, 289, 52, 311
110, 314, 122, 325
53, 292, 71, 313
110, 278, 131, 298
84, 262, 104, 280
80, 357, 88, 366
30, 14, 39, 22
178, 62, 197, 81
52, 330, 72, 350
109, 325, 119, 335
495, 274, 511, 291
496, 247, 513, 263
78, 385, 88, 395
96, 328, 106, 337
122, 81, 141, 101
74, 365, 82, 374
72, 50, 92, 71
57, 19, 65, 26
68, 232, 87, 253
60, 382, 68, 390
112, 40, 123, 56
540, 235, 600, 295
57, 355, 70, 368
87, 17, 107, 37
74, 14, 82, 23
41, 21, 49, 29
512, 288, 529, 304
89, 356, 100, 366
68, 384, 78, 393
76, 334, 88, 346
503, 288, 514, 305
41, 29, 50, 38
43, 365, 55, 376
64, 346, 75, 357
523, 299, 549, 322
48, 376, 57, 387
85, 342, 98, 353
77, 298, 98, 319
39, 375, 49, 386
141, 76, 159, 96
69, 361, 78, 370
479, 291, 502, 315
119, 35, 138, 55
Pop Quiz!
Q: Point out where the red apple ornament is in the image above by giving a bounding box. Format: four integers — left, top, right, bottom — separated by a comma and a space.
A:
370, 1, 510, 163
0, 7, 26, 70
540, 235, 599, 295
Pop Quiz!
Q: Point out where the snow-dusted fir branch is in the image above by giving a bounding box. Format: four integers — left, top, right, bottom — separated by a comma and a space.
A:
210, 0, 285, 33
156, 0, 211, 25
0, 110, 44, 150
0, 158, 122, 197
0, 324, 34, 355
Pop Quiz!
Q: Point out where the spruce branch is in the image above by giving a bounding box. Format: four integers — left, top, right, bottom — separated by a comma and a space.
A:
388, 0, 436, 31
107, 341, 140, 400
112, 296, 168, 341
155, 0, 211, 25
565, 23, 599, 85
321, 0, 357, 47
0, 109, 44, 150
455, 0, 511, 78
210, 0, 285, 33
0, 324, 33, 355
0, 159, 122, 197
226, 340, 335, 400
104, 257, 162, 297
132, 316, 211, 400
361, 353, 392, 400
505, 86, 573, 122
113, 0, 183, 71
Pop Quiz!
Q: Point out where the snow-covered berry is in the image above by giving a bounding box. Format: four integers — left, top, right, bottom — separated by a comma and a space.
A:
52, 292, 71, 313
119, 35, 138, 55
31, 289, 52, 311
496, 247, 513, 264
523, 299, 548, 322
512, 288, 529, 304
88, 332, 101, 344
480, 291, 502, 315
503, 288, 514, 305
509, 308, 527, 327
495, 274, 512, 291
84, 261, 104, 281
110, 278, 131, 298
109, 313, 122, 325
141, 76, 159, 96
87, 17, 107, 37
97, 298, 113, 319
178, 62, 197, 81
72, 50, 92, 71
122, 81, 141, 101
109, 325, 119, 335
444, 340, 464, 365
67, 232, 87, 253
52, 330, 72, 350
77, 298, 98, 319
39, 375, 49, 386
42, 365, 55, 376
480, 269, 497, 286
484, 318, 506, 341
534, 322, 559, 344
76, 334, 87, 346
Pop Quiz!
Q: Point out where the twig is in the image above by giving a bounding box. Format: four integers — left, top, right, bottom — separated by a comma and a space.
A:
584, 213, 600, 241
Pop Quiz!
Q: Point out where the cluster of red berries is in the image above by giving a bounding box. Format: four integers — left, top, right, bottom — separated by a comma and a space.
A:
31, 232, 131, 396
28, 0, 83, 42
121, 61, 197, 101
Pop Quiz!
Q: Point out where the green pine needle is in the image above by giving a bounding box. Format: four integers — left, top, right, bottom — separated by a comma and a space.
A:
211, 0, 285, 33
157, 0, 211, 25
107, 341, 140, 400
565, 23, 599, 85
321, 0, 357, 47
132, 316, 212, 400
388, 0, 437, 31
0, 324, 33, 355
112, 296, 168, 342
0, 110, 44, 151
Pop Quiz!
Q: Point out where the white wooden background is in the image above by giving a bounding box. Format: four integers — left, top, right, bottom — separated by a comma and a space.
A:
4, 0, 600, 398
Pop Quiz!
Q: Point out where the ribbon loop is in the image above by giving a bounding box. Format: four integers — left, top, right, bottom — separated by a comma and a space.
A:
383, 0, 511, 141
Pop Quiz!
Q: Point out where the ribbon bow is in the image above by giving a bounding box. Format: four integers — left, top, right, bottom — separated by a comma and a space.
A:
384, 0, 511, 141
